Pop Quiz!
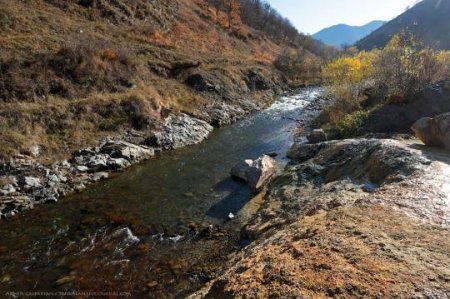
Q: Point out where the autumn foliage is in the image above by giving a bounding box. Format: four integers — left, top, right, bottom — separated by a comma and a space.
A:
318, 31, 450, 138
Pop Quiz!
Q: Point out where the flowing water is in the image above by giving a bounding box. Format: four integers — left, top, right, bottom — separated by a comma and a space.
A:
0, 88, 323, 298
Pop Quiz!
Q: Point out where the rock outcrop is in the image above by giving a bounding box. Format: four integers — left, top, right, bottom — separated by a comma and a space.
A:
365, 80, 450, 133
192, 138, 450, 298
412, 113, 450, 150
231, 155, 278, 192
146, 114, 214, 150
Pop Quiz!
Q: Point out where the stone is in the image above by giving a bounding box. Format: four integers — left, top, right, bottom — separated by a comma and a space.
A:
228, 213, 235, 220
112, 227, 140, 245
99, 140, 154, 162
91, 172, 109, 182
147, 281, 158, 289
231, 155, 278, 192
20, 145, 40, 158
47, 173, 67, 184
107, 158, 131, 170
76, 165, 89, 172
22, 176, 42, 190
56, 275, 76, 286
411, 113, 450, 150
1, 184, 16, 196
146, 114, 213, 150
307, 129, 328, 144
74, 184, 86, 193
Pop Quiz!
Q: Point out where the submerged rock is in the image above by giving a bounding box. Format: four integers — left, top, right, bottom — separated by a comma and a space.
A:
231, 155, 278, 192
411, 113, 450, 150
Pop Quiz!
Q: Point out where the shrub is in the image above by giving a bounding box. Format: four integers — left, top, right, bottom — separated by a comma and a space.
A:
434, 51, 450, 81
324, 110, 369, 139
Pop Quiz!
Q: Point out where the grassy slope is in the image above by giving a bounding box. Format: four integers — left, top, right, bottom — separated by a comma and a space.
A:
0, 0, 284, 162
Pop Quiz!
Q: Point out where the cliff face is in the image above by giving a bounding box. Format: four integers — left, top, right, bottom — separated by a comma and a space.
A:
192, 138, 450, 298
0, 0, 289, 161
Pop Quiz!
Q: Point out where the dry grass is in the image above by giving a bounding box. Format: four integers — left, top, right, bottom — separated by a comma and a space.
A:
0, 0, 286, 162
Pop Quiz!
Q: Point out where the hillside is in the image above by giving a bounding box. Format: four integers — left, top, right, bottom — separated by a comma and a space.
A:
313, 21, 384, 48
0, 0, 322, 162
357, 0, 450, 50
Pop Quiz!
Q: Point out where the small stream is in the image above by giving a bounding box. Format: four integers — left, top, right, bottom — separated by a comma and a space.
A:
0, 88, 323, 298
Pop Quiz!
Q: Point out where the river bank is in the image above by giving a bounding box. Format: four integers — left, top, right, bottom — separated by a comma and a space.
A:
191, 136, 450, 298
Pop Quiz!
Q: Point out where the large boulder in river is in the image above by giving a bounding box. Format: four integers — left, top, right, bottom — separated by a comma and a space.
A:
231, 155, 278, 192
146, 114, 214, 150
411, 113, 450, 150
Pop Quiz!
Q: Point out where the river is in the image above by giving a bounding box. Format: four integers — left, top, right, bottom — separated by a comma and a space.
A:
0, 88, 323, 298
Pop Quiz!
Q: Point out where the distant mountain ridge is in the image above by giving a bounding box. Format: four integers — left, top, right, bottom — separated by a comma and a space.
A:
313, 21, 385, 48
357, 0, 450, 50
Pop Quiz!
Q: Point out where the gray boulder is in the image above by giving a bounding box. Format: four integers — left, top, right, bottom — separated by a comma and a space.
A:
231, 155, 278, 192
99, 140, 154, 162
22, 176, 42, 191
147, 114, 213, 150
411, 113, 450, 150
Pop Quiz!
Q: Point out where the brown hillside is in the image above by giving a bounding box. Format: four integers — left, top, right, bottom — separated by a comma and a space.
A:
0, 0, 290, 161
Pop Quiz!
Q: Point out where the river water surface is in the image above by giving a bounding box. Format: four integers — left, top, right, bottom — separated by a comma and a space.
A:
0, 88, 322, 298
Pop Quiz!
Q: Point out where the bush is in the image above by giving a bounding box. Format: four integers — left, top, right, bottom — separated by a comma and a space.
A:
434, 51, 450, 81
324, 110, 369, 139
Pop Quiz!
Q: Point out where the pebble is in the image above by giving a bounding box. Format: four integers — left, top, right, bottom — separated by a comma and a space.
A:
55, 275, 76, 286
147, 281, 158, 289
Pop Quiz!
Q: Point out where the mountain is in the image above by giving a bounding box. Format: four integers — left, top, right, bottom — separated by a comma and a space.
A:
313, 21, 385, 48
357, 0, 450, 50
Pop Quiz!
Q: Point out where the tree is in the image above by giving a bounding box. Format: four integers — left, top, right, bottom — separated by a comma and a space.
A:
374, 31, 437, 98
224, 0, 240, 29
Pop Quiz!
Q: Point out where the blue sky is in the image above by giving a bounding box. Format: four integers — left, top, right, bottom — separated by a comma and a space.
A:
268, 0, 420, 34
